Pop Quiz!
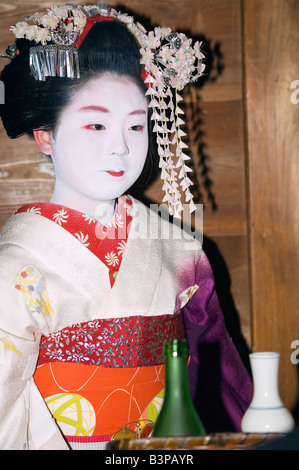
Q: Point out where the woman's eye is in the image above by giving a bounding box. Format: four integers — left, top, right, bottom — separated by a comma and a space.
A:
85, 124, 105, 131
130, 125, 144, 132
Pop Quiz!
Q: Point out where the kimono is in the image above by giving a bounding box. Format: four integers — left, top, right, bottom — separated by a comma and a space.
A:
0, 195, 252, 450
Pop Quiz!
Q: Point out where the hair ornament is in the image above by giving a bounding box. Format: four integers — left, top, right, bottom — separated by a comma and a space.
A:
0, 43, 18, 59
5, 3, 206, 216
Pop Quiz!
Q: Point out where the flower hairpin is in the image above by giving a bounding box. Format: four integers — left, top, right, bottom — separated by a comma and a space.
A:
5, 3, 206, 216
137, 27, 205, 216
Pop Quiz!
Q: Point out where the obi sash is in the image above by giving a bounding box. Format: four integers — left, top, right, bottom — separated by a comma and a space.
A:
33, 311, 185, 449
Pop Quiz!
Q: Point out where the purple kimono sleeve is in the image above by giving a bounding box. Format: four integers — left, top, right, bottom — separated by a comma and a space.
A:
183, 251, 253, 433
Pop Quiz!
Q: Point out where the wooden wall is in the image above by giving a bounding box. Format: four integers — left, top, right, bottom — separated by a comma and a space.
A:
243, 0, 299, 412
0, 1, 298, 412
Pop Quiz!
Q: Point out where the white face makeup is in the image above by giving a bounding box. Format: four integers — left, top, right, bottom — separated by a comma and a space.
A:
48, 75, 149, 222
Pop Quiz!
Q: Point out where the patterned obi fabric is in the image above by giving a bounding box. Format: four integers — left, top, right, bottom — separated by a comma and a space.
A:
38, 311, 185, 368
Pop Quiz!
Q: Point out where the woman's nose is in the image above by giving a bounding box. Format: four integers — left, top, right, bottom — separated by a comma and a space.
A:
107, 132, 129, 156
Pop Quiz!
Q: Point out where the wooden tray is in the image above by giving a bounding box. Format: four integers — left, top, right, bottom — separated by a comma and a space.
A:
107, 432, 285, 450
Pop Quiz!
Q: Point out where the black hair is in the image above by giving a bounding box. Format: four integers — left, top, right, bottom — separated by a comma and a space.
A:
0, 20, 158, 186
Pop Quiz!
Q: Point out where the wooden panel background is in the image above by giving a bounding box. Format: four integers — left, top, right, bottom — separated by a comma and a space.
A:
243, 0, 299, 412
0, 1, 298, 413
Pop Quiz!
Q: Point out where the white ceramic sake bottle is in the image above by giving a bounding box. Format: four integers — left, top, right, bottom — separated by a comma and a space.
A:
241, 352, 295, 433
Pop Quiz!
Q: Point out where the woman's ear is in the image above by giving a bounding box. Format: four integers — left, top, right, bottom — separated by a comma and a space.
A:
33, 129, 53, 155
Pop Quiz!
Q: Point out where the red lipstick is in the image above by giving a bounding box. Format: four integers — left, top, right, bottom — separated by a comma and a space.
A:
106, 171, 124, 177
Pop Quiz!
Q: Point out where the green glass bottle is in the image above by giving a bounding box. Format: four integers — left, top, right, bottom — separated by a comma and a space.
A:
152, 338, 205, 437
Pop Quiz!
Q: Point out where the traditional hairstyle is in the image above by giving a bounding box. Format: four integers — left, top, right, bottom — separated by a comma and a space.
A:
0, 20, 146, 139
0, 4, 206, 216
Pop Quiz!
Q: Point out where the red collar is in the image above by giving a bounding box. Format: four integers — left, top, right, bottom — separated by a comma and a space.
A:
15, 196, 133, 286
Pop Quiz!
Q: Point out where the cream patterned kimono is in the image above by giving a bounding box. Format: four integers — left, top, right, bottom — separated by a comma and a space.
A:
0, 196, 252, 450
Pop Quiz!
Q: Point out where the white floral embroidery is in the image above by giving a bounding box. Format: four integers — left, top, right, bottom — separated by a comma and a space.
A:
117, 240, 127, 256
53, 209, 69, 225
26, 206, 41, 214
110, 213, 124, 229
74, 232, 90, 246
105, 251, 119, 267
81, 213, 96, 224
124, 202, 134, 217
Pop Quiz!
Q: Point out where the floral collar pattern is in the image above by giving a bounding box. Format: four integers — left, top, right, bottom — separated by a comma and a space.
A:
14, 195, 133, 287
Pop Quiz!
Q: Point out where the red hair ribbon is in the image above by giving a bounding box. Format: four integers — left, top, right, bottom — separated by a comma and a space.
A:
73, 14, 115, 48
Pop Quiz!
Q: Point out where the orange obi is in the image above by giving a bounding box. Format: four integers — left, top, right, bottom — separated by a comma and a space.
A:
34, 312, 185, 449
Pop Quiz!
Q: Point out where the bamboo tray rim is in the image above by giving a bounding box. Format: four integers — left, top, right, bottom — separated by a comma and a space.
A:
107, 431, 285, 450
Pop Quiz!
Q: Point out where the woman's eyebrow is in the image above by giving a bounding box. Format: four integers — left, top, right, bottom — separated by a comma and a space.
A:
78, 106, 146, 116
129, 109, 147, 116
79, 105, 110, 113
